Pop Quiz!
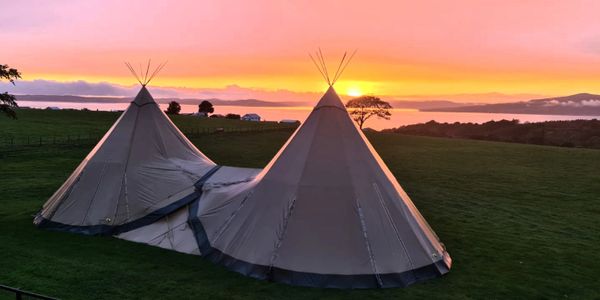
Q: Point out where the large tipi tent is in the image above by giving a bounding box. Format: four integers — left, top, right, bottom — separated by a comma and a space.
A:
186, 89, 451, 288
118, 53, 452, 288
34, 63, 216, 235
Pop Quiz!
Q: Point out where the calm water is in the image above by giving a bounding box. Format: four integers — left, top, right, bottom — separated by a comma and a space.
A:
20, 101, 600, 131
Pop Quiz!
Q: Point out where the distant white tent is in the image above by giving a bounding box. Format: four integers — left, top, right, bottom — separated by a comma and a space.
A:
34, 63, 216, 235
119, 52, 451, 288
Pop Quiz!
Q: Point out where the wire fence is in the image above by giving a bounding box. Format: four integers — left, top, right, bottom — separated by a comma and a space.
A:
0, 284, 58, 300
0, 125, 297, 150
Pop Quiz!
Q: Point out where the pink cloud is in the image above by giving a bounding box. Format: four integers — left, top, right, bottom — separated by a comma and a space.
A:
4, 0, 600, 98
0, 79, 318, 102
2, 79, 552, 104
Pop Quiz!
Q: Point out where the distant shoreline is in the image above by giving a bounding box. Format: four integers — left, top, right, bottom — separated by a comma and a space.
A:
422, 93, 600, 117
422, 108, 600, 117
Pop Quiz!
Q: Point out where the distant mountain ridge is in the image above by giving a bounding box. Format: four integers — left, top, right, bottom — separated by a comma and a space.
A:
15, 94, 307, 107
424, 93, 600, 116
16, 94, 474, 109
389, 100, 474, 110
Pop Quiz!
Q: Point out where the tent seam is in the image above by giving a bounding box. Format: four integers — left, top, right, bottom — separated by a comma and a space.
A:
113, 105, 142, 223
267, 195, 297, 278
81, 163, 109, 225
354, 196, 383, 287
372, 183, 416, 272
209, 191, 253, 246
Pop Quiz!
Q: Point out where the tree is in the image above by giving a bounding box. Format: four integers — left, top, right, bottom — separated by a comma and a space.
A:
1, 64, 22, 119
345, 96, 392, 129
198, 100, 214, 116
165, 101, 181, 115
225, 113, 240, 120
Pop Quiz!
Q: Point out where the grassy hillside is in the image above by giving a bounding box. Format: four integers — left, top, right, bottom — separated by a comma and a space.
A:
0, 109, 294, 144
0, 109, 599, 299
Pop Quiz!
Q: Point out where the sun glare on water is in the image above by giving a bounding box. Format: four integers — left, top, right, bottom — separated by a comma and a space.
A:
347, 87, 362, 97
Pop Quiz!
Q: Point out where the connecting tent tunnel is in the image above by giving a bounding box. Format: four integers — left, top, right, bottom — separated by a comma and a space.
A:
34, 83, 451, 289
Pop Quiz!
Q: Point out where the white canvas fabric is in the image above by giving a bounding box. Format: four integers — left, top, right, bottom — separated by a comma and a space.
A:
117, 205, 199, 255
35, 86, 216, 231
117, 166, 261, 254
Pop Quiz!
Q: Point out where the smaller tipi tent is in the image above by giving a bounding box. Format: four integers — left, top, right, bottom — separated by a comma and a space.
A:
34, 63, 216, 235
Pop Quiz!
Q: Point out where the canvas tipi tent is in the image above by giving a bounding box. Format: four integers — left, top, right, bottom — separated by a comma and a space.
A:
34, 63, 216, 235
181, 52, 452, 288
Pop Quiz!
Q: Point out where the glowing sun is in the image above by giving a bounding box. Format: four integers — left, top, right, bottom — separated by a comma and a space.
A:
347, 87, 363, 97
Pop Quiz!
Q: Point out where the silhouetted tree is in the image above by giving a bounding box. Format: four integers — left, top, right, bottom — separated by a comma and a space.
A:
1, 64, 22, 119
165, 101, 181, 115
225, 113, 240, 120
345, 96, 392, 129
198, 100, 214, 116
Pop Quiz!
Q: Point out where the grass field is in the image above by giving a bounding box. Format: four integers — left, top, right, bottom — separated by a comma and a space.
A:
1, 109, 599, 299
0, 109, 295, 147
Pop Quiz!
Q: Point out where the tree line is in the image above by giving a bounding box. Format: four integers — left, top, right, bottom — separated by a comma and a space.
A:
164, 100, 242, 119
383, 119, 600, 149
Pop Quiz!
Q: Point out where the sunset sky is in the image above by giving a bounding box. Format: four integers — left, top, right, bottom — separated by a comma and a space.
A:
3, 0, 600, 102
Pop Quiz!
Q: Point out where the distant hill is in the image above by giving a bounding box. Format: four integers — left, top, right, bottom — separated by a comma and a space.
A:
167, 98, 306, 107
16, 94, 476, 109
16, 94, 130, 103
15, 95, 306, 107
424, 93, 600, 116
389, 100, 473, 110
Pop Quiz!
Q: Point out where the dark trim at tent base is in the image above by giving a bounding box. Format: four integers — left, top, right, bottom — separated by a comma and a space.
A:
35, 191, 199, 236
35, 166, 222, 236
187, 199, 450, 289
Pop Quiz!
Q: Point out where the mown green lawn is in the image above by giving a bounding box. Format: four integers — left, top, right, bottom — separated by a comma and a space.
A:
0, 109, 599, 299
